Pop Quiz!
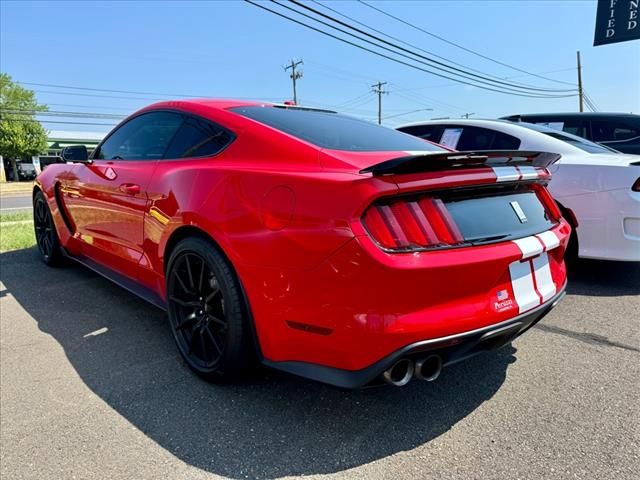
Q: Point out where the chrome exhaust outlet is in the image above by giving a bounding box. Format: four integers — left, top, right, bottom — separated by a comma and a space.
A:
415, 355, 442, 382
382, 359, 414, 387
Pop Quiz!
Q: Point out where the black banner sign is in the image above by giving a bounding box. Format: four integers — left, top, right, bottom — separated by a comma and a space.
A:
594, 0, 640, 46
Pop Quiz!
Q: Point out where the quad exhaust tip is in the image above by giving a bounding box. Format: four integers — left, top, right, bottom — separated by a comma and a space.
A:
415, 355, 443, 382
382, 355, 443, 386
382, 359, 414, 387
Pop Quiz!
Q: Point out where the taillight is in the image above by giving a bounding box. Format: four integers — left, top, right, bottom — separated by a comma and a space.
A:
534, 186, 562, 221
632, 177, 640, 192
362, 197, 463, 251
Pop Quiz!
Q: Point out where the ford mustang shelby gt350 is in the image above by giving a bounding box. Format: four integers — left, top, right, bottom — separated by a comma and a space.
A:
33, 100, 570, 387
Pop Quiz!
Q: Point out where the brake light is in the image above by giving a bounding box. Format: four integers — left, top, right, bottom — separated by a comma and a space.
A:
362, 197, 463, 251
534, 186, 562, 221
632, 177, 640, 192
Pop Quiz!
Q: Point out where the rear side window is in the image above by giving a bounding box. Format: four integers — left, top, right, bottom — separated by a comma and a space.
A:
453, 126, 521, 151
560, 120, 588, 138
492, 131, 522, 149
229, 106, 444, 152
164, 116, 234, 159
96, 112, 183, 161
592, 120, 640, 142
397, 125, 444, 142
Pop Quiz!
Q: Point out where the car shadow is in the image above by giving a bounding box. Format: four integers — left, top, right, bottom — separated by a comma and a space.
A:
567, 258, 640, 296
1, 248, 516, 479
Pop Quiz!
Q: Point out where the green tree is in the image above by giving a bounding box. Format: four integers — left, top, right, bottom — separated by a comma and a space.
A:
0, 73, 49, 181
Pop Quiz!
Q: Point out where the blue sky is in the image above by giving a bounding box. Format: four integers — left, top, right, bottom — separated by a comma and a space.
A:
1, 0, 638, 133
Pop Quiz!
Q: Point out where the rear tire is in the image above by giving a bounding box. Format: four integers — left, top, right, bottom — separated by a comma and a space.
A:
560, 207, 579, 270
33, 191, 63, 266
166, 237, 255, 382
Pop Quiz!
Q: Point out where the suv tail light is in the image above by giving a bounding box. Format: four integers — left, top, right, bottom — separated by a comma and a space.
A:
362, 197, 463, 251
632, 177, 640, 192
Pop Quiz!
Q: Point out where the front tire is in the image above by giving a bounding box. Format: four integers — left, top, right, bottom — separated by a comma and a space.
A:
33, 191, 63, 266
166, 237, 255, 382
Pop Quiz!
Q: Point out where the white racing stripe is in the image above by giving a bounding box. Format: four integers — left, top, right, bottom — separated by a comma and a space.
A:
509, 260, 540, 314
531, 253, 556, 302
513, 236, 544, 259
403, 150, 434, 156
508, 229, 561, 313
492, 166, 520, 182
517, 166, 538, 180
535, 230, 560, 251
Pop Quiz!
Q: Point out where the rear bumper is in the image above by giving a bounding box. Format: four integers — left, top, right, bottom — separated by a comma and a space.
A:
264, 286, 565, 388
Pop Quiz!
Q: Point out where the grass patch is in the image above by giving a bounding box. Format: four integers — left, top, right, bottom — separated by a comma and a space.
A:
0, 212, 35, 253
0, 211, 32, 223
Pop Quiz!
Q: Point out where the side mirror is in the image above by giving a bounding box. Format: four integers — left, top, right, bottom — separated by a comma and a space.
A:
61, 145, 90, 163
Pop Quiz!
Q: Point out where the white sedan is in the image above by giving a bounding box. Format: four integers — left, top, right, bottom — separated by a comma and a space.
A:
397, 119, 640, 262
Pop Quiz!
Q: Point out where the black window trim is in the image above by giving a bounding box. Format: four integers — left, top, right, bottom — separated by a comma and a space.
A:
91, 108, 236, 162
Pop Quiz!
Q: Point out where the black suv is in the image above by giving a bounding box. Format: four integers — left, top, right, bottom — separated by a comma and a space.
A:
501, 112, 640, 155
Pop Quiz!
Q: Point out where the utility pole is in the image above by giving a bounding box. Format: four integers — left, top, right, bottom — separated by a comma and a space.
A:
462, 112, 475, 119
284, 59, 303, 105
576, 50, 584, 112
371, 81, 388, 124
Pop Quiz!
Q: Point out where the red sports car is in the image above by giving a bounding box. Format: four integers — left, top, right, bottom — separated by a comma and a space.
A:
33, 100, 570, 388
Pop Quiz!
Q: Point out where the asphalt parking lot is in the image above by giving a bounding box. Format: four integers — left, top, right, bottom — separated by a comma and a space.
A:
0, 248, 638, 480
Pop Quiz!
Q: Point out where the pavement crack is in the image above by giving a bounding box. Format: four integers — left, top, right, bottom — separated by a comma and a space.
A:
535, 323, 640, 353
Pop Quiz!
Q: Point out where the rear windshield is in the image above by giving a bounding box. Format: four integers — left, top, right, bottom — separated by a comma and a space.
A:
444, 190, 554, 243
229, 106, 444, 152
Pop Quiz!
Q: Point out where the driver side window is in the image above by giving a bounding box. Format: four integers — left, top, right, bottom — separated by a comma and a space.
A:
95, 112, 184, 160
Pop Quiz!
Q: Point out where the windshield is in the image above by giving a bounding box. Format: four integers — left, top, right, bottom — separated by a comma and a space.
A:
518, 122, 618, 154
229, 106, 444, 152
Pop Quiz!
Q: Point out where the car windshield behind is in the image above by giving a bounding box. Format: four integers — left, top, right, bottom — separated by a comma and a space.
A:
229, 106, 444, 152
518, 122, 618, 154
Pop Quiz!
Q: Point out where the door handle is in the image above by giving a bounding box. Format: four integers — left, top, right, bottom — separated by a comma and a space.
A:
119, 183, 141, 195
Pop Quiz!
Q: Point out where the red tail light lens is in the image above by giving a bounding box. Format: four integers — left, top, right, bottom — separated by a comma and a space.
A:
534, 185, 562, 221
632, 177, 640, 192
362, 197, 463, 251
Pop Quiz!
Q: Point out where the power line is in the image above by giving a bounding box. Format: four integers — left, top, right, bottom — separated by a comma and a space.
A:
18, 81, 200, 98
330, 92, 374, 109
308, 0, 573, 93
246, 1, 576, 98
24, 83, 286, 102
46, 103, 134, 112
3, 118, 117, 126
1, 109, 126, 120
277, 0, 576, 95
357, 0, 577, 87
583, 92, 598, 112
584, 91, 600, 111
31, 89, 165, 101
383, 107, 432, 120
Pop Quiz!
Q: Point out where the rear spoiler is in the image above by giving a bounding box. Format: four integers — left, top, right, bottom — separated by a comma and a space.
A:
359, 151, 561, 176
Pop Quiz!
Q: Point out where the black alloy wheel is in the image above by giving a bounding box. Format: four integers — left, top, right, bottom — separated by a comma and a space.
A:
33, 191, 62, 265
166, 237, 255, 382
